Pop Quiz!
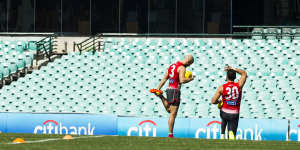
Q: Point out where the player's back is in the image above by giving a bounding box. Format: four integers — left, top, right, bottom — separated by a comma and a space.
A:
221, 81, 242, 114
168, 61, 183, 89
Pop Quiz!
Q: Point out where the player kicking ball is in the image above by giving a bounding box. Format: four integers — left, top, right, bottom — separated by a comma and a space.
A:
211, 65, 247, 140
150, 54, 195, 138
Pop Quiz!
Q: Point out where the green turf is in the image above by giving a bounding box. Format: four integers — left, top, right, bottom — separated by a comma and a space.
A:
0, 133, 300, 150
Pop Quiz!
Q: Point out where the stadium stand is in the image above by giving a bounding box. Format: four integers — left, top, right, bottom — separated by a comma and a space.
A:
0, 34, 57, 88
233, 26, 300, 40
0, 40, 35, 85
0, 37, 299, 120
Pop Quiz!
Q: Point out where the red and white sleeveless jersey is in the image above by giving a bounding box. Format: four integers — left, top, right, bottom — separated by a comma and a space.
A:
168, 61, 183, 89
221, 81, 242, 114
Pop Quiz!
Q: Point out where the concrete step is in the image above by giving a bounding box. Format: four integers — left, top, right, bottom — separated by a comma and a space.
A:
33, 53, 65, 70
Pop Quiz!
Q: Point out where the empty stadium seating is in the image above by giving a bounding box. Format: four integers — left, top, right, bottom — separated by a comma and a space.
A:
0, 37, 299, 120
0, 40, 34, 83
252, 27, 300, 40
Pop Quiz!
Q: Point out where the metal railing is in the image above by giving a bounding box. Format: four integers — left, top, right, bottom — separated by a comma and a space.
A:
35, 34, 57, 65
73, 34, 103, 54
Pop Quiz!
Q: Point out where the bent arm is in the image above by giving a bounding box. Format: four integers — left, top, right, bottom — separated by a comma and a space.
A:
233, 68, 247, 89
157, 71, 169, 90
211, 86, 222, 104
179, 66, 194, 84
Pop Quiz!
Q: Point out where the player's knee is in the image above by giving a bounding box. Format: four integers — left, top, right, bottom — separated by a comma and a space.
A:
170, 111, 177, 117
167, 109, 171, 113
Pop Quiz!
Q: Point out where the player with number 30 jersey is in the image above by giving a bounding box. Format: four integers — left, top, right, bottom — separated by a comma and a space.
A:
211, 66, 247, 140
222, 82, 242, 114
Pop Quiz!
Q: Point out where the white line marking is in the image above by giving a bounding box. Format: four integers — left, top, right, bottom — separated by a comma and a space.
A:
14, 138, 61, 144
4, 135, 108, 144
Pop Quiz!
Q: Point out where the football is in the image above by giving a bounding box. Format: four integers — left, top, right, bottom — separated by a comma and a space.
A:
185, 70, 192, 78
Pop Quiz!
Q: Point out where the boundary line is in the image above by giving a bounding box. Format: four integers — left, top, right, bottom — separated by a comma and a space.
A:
3, 135, 109, 144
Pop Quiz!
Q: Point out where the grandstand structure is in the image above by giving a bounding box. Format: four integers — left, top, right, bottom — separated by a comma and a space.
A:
0, 33, 57, 87
0, 40, 33, 84
0, 32, 299, 120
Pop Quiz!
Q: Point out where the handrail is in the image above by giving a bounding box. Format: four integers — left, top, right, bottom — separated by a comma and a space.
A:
74, 35, 102, 54
78, 36, 93, 46
35, 34, 57, 65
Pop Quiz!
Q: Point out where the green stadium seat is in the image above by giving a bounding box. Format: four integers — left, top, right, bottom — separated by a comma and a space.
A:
0, 38, 298, 120
28, 41, 37, 51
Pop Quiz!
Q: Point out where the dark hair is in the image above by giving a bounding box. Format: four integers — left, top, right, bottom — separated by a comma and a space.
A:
227, 69, 236, 81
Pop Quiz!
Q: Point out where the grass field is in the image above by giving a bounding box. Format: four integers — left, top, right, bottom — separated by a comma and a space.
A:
0, 133, 300, 150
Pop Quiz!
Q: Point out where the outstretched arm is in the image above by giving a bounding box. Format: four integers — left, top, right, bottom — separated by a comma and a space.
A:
179, 66, 195, 84
211, 86, 222, 104
157, 71, 169, 90
225, 66, 247, 89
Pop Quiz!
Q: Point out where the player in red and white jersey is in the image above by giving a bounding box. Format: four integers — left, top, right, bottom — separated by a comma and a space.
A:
150, 54, 195, 138
211, 66, 247, 140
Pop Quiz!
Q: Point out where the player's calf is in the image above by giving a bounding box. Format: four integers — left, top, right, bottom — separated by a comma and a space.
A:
150, 89, 170, 113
